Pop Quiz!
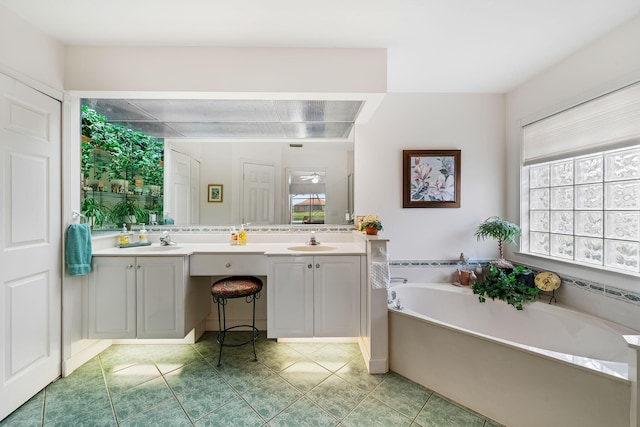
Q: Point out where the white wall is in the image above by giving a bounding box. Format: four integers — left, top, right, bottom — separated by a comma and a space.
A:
0, 5, 64, 93
65, 46, 386, 93
506, 14, 640, 294
355, 93, 506, 261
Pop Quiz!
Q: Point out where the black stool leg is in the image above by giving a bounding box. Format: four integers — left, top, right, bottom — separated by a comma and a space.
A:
251, 293, 257, 361
215, 297, 227, 367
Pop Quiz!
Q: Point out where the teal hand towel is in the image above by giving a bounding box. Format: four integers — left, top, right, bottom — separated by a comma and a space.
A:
66, 224, 92, 276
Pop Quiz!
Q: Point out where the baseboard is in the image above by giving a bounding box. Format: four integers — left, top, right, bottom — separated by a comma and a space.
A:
112, 329, 197, 345
62, 339, 112, 377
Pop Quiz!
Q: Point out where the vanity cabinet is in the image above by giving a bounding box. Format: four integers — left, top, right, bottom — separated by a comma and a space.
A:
267, 255, 362, 338
88, 256, 208, 339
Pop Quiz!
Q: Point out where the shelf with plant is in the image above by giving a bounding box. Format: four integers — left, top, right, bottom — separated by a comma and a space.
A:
81, 106, 164, 226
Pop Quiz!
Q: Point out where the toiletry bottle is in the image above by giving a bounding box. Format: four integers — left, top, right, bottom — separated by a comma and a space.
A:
230, 226, 238, 245
119, 224, 129, 245
138, 224, 148, 244
238, 224, 247, 245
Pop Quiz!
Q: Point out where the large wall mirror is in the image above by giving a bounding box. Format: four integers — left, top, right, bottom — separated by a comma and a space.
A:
80, 98, 360, 227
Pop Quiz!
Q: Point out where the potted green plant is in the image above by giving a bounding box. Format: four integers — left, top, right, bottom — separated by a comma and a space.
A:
80, 197, 109, 229
472, 265, 539, 310
109, 199, 144, 227
474, 216, 521, 269
361, 214, 383, 235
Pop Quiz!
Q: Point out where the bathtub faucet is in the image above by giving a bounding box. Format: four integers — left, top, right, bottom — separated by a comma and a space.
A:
390, 277, 408, 284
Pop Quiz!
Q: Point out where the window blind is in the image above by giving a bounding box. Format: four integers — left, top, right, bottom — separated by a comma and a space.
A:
523, 81, 640, 165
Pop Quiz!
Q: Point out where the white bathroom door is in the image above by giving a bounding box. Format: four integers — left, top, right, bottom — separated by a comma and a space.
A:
167, 149, 190, 224
241, 161, 275, 224
0, 73, 62, 420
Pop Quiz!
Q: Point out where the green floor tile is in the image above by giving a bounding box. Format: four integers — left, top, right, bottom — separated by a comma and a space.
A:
241, 374, 302, 420
1, 338, 503, 426
111, 376, 174, 422
369, 373, 432, 419
269, 397, 337, 427
335, 357, 387, 392
341, 396, 412, 427
278, 360, 332, 392
118, 397, 191, 427
194, 397, 265, 427
306, 375, 367, 420
414, 395, 485, 427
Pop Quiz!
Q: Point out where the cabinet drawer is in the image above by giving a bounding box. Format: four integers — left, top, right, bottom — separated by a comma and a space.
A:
190, 254, 267, 276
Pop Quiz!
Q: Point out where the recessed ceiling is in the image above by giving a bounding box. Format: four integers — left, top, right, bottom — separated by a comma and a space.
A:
82, 99, 363, 139
2, 0, 640, 93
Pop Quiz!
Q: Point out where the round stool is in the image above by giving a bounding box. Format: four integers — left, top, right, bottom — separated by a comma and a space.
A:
210, 276, 263, 366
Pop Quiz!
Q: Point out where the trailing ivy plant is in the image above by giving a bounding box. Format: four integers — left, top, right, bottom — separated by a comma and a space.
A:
471, 265, 540, 310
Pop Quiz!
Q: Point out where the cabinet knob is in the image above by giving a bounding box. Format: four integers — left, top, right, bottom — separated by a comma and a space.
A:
225, 262, 231, 268
136, 265, 141, 270
316, 263, 320, 269
127, 264, 134, 269
307, 264, 312, 269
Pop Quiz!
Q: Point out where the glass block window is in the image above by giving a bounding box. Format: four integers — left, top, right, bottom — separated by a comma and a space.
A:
524, 146, 640, 274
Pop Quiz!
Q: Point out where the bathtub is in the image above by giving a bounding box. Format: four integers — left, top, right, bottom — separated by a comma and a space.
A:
388, 283, 639, 427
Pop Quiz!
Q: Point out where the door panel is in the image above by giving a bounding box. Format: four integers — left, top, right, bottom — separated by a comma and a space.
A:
242, 162, 275, 224
0, 73, 61, 421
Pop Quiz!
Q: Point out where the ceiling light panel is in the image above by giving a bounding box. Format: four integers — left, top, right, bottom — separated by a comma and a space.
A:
168, 122, 286, 138
282, 122, 353, 139
130, 99, 279, 122
274, 100, 363, 122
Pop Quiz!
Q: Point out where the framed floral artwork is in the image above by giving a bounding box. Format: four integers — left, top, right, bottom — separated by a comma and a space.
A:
403, 149, 461, 208
207, 184, 223, 202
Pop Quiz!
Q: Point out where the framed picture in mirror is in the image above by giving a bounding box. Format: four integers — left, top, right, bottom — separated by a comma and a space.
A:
208, 184, 223, 203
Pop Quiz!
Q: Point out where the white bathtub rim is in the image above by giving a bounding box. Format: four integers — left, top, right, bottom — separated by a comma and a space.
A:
388, 283, 633, 383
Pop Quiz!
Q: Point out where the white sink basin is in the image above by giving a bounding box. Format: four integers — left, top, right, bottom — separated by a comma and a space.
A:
287, 245, 338, 252
123, 245, 182, 252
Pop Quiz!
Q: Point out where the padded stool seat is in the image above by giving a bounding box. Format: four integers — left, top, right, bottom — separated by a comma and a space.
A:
211, 276, 262, 366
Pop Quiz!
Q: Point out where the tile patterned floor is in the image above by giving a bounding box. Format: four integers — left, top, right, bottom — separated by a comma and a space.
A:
1, 332, 503, 426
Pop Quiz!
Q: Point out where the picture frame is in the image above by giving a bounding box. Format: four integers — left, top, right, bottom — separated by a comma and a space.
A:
403, 149, 461, 208
207, 184, 223, 203
355, 215, 365, 231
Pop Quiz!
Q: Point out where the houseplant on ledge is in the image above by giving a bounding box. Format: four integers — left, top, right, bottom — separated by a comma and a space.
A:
474, 216, 521, 269
472, 265, 539, 310
361, 215, 383, 235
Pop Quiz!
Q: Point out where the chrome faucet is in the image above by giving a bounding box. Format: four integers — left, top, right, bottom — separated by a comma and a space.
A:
307, 231, 320, 246
159, 230, 177, 246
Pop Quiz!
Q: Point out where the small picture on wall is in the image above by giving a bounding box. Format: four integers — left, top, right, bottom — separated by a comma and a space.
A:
208, 184, 223, 203
403, 149, 461, 208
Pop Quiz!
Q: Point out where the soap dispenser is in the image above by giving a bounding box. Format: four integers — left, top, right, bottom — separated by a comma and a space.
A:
138, 224, 148, 244
119, 224, 129, 245
238, 224, 247, 246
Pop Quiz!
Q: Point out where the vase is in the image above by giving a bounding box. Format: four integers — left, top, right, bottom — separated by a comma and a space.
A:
364, 226, 378, 235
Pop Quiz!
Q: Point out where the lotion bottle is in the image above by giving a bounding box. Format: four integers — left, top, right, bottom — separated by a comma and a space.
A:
230, 226, 238, 245
238, 224, 247, 245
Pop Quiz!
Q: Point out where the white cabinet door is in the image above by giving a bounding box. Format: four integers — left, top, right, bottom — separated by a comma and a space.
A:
88, 257, 136, 339
267, 256, 314, 338
136, 257, 185, 339
314, 256, 361, 337
267, 255, 361, 338
88, 256, 188, 339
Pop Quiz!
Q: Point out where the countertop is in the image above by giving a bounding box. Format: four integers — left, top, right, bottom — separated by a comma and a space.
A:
92, 242, 366, 257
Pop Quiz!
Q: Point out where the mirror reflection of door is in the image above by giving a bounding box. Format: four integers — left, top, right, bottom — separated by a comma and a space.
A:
286, 169, 326, 224
242, 161, 275, 224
